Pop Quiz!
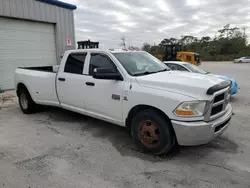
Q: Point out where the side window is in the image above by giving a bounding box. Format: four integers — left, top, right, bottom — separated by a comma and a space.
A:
89, 54, 116, 75
186, 55, 192, 61
176, 65, 188, 71
168, 64, 178, 70
64, 53, 87, 74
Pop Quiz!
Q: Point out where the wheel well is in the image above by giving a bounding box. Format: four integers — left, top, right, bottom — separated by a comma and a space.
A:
16, 83, 27, 96
126, 105, 172, 130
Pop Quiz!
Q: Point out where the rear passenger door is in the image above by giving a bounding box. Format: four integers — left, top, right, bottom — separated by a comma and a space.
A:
57, 53, 88, 111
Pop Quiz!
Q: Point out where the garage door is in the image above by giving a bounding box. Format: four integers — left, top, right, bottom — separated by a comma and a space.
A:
0, 17, 57, 90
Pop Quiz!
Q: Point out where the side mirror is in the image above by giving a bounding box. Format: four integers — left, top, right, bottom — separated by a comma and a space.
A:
93, 68, 123, 81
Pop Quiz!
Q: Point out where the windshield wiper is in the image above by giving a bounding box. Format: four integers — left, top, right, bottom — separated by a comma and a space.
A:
133, 71, 157, 76
133, 69, 169, 76
157, 68, 169, 72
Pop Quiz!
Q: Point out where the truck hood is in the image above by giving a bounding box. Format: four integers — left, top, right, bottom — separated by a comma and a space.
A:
207, 73, 235, 83
136, 71, 225, 99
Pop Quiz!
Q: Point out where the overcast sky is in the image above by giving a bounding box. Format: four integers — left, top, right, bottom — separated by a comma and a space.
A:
64, 0, 250, 48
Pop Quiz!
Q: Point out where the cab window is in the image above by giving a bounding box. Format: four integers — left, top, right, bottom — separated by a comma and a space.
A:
177, 65, 188, 71
167, 64, 178, 70
167, 63, 188, 71
64, 53, 87, 74
89, 53, 117, 75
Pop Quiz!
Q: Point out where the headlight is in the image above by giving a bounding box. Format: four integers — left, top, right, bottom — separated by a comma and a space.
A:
174, 101, 207, 117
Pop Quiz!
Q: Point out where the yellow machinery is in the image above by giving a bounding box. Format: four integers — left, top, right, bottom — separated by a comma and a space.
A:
77, 39, 99, 49
159, 44, 201, 66
176, 51, 201, 66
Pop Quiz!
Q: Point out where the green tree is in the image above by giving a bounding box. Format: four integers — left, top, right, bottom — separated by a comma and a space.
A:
142, 43, 151, 53
142, 24, 249, 61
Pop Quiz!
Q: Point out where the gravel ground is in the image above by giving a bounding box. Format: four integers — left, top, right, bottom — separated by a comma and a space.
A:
1, 61, 250, 188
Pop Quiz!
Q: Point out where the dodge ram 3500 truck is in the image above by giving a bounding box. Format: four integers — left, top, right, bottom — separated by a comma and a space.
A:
15, 49, 233, 155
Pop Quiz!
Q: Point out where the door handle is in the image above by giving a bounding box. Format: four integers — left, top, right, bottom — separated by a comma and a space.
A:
85, 82, 95, 86
58, 78, 66, 81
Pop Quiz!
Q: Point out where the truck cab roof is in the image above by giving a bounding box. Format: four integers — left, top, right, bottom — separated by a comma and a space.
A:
66, 48, 142, 54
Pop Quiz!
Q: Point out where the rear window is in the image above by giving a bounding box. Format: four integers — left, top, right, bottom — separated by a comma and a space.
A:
64, 53, 87, 74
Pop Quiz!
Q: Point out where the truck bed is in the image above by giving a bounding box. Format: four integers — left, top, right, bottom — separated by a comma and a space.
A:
18, 65, 59, 73
15, 67, 59, 106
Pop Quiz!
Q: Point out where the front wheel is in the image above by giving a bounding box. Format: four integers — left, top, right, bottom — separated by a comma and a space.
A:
131, 109, 175, 155
18, 88, 37, 114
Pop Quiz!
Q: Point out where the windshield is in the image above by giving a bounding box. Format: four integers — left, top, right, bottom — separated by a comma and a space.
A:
113, 52, 170, 76
183, 63, 208, 74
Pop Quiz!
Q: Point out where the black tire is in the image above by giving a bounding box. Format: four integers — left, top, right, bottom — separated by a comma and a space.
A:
131, 109, 175, 155
239, 60, 242, 63
18, 88, 37, 114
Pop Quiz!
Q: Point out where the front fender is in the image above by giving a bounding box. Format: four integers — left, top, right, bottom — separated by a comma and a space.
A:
123, 85, 202, 124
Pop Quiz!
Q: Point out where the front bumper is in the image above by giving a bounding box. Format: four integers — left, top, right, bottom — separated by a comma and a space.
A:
171, 104, 233, 146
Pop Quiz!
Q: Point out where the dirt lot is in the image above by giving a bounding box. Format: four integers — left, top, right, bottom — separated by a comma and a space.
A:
1, 61, 250, 188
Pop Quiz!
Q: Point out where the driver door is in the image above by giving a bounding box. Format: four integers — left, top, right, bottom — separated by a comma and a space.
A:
84, 52, 125, 124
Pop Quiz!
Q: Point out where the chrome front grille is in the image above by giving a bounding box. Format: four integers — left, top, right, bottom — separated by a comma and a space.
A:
211, 104, 223, 116
214, 93, 225, 103
205, 87, 230, 121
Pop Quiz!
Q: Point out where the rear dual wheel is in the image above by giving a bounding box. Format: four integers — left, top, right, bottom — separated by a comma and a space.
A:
131, 109, 175, 155
18, 88, 37, 114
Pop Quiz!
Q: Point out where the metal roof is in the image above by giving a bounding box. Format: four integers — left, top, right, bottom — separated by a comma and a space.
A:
37, 0, 77, 10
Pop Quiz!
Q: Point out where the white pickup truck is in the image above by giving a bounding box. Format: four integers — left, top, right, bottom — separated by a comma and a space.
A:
15, 49, 233, 155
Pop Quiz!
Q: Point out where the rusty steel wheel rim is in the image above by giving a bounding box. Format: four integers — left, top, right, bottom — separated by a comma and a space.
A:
138, 120, 160, 148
